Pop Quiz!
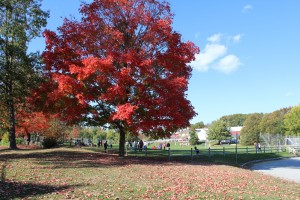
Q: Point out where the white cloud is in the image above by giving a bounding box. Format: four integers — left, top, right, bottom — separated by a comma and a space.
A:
191, 33, 243, 74
214, 55, 242, 74
190, 55, 209, 72
233, 34, 242, 43
207, 33, 222, 43
242, 4, 253, 13
190, 43, 227, 72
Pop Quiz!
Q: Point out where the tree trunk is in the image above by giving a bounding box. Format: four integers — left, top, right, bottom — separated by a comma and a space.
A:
118, 126, 126, 157
7, 98, 17, 149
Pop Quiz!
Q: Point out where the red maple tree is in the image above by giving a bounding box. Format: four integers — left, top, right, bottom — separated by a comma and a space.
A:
16, 111, 50, 140
42, 0, 199, 156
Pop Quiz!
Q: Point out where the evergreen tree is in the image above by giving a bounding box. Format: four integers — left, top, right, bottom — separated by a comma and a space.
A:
189, 130, 199, 145
0, 0, 48, 149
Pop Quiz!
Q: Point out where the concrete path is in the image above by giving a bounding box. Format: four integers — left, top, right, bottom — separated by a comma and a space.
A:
250, 157, 300, 183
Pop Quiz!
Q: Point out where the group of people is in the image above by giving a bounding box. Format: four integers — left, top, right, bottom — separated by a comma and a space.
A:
96, 140, 112, 153
125, 140, 147, 151
151, 142, 170, 150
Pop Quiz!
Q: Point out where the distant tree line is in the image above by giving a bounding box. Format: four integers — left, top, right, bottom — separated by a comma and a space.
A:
190, 105, 300, 146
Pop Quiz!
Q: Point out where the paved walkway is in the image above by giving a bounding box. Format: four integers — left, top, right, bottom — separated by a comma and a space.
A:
250, 157, 300, 183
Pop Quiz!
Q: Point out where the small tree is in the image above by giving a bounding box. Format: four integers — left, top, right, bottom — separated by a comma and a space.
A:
16, 111, 50, 143
240, 113, 263, 145
207, 120, 231, 144
284, 105, 300, 136
106, 129, 119, 144
43, 118, 69, 144
189, 130, 199, 145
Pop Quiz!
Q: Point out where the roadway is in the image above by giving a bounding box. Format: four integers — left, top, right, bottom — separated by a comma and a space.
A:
250, 157, 300, 183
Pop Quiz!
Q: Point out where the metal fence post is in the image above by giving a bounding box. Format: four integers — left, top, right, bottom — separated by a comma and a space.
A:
191, 148, 193, 159
235, 143, 238, 164
223, 146, 225, 157
208, 147, 211, 158
168, 147, 171, 161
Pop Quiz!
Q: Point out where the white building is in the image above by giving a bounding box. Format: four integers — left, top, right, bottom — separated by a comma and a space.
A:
194, 126, 243, 141
195, 128, 209, 141
229, 126, 243, 137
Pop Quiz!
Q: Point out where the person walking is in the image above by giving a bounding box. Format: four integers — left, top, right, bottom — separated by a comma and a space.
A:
258, 142, 261, 152
104, 141, 108, 153
138, 140, 144, 152
194, 146, 200, 155
166, 142, 170, 148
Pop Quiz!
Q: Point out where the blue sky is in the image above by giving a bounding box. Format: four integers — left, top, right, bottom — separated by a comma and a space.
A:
29, 0, 300, 124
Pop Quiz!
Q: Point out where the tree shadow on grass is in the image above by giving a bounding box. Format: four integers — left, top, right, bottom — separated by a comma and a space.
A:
0, 147, 216, 171
3, 146, 270, 170
0, 180, 81, 199
0, 157, 81, 199
0, 148, 141, 169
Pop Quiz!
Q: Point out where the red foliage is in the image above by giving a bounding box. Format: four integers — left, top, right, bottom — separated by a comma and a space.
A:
71, 127, 79, 138
42, 0, 199, 140
29, 76, 88, 124
16, 111, 50, 136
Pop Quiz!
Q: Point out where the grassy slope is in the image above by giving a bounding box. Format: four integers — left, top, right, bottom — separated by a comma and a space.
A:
0, 147, 299, 200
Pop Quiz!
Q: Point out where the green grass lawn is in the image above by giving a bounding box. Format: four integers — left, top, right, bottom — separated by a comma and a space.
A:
0, 147, 299, 199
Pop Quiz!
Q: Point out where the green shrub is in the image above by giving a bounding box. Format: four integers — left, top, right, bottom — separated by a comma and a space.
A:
199, 140, 206, 144
0, 132, 9, 146
42, 137, 57, 148
16, 137, 24, 145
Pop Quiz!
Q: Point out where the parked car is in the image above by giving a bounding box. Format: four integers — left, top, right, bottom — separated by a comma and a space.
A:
220, 140, 231, 145
230, 139, 238, 144
220, 139, 238, 145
